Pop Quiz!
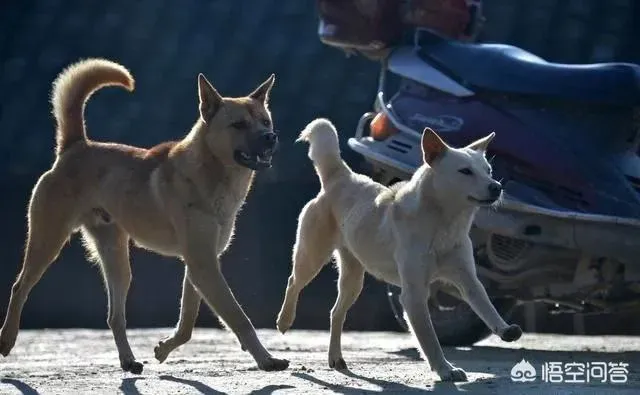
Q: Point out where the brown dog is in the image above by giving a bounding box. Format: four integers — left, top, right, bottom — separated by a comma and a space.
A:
0, 58, 289, 373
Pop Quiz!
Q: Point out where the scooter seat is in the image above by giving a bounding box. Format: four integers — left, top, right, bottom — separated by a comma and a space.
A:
417, 33, 640, 105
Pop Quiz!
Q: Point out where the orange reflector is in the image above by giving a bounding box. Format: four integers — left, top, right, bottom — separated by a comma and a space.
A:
369, 112, 398, 141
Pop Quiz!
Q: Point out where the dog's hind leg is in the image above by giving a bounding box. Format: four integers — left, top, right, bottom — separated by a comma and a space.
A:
81, 224, 142, 374
0, 172, 75, 357
276, 196, 337, 334
154, 267, 201, 363
328, 248, 364, 370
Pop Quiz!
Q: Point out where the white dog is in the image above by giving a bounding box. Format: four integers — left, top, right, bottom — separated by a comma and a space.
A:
276, 118, 522, 382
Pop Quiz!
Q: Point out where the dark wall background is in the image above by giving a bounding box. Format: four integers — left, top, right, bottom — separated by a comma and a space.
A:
0, 0, 639, 332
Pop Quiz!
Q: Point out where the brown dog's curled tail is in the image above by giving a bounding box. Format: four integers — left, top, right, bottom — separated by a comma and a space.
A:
51, 58, 135, 155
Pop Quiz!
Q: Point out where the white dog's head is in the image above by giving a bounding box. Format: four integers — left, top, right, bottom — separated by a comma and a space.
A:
419, 127, 501, 207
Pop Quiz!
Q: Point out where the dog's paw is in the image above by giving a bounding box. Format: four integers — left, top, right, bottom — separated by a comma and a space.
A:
257, 356, 289, 371
121, 359, 144, 374
329, 357, 348, 371
154, 341, 169, 363
500, 324, 523, 342
438, 366, 468, 382
275, 314, 293, 334
0, 332, 15, 357
0, 340, 13, 357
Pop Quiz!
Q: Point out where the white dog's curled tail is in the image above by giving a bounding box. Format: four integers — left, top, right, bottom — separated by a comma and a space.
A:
297, 118, 347, 187
297, 118, 340, 160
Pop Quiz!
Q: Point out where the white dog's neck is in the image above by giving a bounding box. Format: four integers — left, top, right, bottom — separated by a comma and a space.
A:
396, 165, 477, 252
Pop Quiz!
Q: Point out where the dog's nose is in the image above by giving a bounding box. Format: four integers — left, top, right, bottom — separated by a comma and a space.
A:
488, 182, 502, 199
259, 132, 278, 148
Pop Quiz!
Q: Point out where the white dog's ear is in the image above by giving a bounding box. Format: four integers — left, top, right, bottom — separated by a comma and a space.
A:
421, 127, 449, 164
466, 132, 496, 153
198, 73, 223, 122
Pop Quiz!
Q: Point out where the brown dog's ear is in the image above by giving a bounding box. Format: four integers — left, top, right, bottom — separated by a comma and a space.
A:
466, 132, 496, 153
198, 73, 223, 122
421, 127, 449, 165
249, 74, 275, 104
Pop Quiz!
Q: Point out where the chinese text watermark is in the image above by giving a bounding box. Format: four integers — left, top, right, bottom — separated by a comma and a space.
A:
510, 359, 629, 384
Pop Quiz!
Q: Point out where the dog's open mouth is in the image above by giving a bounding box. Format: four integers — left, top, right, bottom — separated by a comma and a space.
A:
468, 196, 499, 206
234, 150, 273, 170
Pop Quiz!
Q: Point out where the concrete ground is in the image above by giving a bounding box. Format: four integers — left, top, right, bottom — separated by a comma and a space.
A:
0, 328, 639, 394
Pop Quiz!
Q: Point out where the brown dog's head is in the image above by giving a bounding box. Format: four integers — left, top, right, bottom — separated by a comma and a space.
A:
195, 73, 277, 170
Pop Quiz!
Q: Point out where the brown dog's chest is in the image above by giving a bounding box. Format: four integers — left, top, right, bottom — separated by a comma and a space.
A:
175, 166, 255, 256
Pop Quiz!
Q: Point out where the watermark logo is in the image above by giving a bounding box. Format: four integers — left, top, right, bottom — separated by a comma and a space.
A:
511, 359, 537, 382
510, 360, 630, 384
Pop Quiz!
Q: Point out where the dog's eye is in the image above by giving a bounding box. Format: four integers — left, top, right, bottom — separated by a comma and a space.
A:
459, 168, 474, 176
230, 120, 250, 129
262, 119, 271, 127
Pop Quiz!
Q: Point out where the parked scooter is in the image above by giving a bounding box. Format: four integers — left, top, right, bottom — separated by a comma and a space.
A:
317, 0, 640, 345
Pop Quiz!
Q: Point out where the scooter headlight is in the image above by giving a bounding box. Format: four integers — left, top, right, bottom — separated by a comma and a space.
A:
370, 112, 399, 141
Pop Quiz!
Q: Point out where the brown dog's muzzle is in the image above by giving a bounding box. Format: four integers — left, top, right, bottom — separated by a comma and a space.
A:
258, 131, 278, 155
234, 131, 279, 170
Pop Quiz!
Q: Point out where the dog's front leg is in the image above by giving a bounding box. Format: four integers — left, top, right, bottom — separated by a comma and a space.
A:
154, 266, 202, 363
397, 253, 467, 382
455, 270, 522, 341
440, 240, 522, 342
181, 222, 289, 371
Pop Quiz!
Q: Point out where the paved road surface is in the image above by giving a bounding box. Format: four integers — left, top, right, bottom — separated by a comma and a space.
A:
0, 329, 639, 394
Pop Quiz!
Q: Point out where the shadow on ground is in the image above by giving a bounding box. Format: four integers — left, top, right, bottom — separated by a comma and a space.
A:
1, 379, 40, 395
118, 375, 295, 395
293, 369, 526, 394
